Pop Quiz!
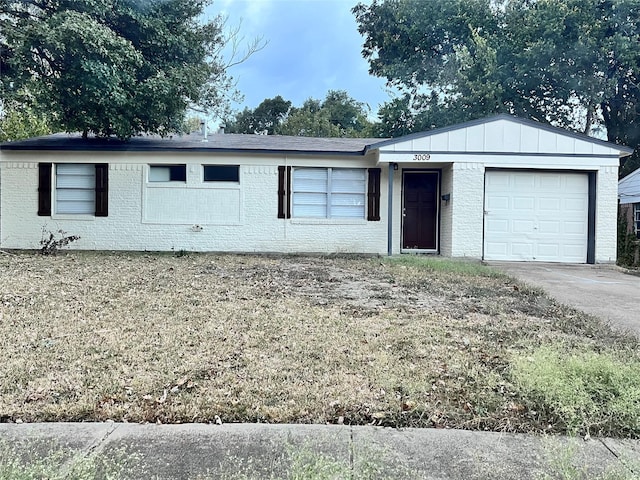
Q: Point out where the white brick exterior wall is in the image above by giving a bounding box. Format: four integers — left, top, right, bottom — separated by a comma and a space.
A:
439, 166, 453, 257
596, 166, 619, 263
450, 163, 485, 258
0, 152, 389, 254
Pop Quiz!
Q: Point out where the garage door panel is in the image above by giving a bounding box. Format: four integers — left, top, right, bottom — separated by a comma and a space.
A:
487, 196, 510, 210
512, 242, 534, 256
484, 171, 588, 263
513, 220, 535, 233
537, 244, 560, 257
486, 218, 509, 233
514, 174, 535, 189
538, 175, 562, 190
485, 242, 508, 256
538, 221, 560, 234
538, 198, 561, 212
565, 198, 588, 212
513, 197, 535, 211
564, 221, 586, 235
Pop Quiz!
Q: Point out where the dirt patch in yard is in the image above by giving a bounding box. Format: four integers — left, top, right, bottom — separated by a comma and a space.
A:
0, 252, 637, 435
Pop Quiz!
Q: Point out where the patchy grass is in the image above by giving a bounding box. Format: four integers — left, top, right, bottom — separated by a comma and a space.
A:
0, 252, 638, 437
512, 346, 640, 437
0, 439, 138, 480
537, 437, 640, 480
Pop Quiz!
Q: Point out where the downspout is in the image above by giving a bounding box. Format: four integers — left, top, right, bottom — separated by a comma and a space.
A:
387, 162, 394, 256
284, 154, 288, 241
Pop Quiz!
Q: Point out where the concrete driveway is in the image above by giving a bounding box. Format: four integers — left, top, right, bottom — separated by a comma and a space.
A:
489, 262, 640, 337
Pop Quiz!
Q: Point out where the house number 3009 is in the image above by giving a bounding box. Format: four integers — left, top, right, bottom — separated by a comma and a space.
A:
413, 154, 431, 161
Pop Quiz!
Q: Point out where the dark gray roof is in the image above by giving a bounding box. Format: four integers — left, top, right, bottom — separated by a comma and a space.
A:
0, 132, 386, 156
2, 114, 632, 156
365, 114, 635, 155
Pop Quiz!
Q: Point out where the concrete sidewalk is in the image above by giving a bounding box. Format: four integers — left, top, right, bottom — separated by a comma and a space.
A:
1, 423, 639, 479
489, 262, 640, 336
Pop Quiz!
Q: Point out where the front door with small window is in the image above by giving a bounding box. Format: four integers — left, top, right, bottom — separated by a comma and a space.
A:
402, 171, 439, 251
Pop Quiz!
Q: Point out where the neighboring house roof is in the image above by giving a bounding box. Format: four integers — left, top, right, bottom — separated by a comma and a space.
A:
0, 131, 386, 156
619, 167, 640, 204
366, 114, 635, 156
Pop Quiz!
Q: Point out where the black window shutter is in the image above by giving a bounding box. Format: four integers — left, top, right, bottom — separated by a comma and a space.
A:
95, 164, 109, 217
37, 163, 52, 216
367, 168, 381, 221
277, 166, 291, 219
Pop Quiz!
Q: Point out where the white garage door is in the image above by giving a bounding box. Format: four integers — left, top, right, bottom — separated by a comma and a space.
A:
484, 171, 589, 263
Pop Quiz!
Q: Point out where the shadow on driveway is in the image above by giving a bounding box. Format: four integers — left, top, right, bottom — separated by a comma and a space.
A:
488, 263, 640, 337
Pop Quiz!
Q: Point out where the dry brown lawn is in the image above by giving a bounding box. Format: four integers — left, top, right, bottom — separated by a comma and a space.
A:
0, 252, 635, 433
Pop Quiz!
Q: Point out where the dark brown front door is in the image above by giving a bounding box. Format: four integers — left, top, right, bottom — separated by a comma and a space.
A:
402, 171, 439, 250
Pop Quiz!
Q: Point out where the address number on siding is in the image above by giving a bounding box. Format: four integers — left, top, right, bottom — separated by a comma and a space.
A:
413, 154, 431, 161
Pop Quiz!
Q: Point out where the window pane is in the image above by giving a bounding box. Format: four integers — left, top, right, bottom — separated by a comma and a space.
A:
331, 193, 365, 218
204, 165, 239, 182
56, 164, 95, 188
330, 169, 365, 218
57, 189, 95, 202
331, 205, 366, 218
293, 168, 328, 192
293, 203, 327, 218
293, 192, 327, 217
331, 193, 365, 206
57, 199, 95, 214
149, 166, 170, 182
149, 165, 186, 182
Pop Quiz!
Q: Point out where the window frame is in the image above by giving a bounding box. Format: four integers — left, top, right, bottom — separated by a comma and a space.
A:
148, 164, 187, 183
55, 163, 96, 215
634, 203, 640, 238
203, 165, 240, 183
291, 167, 366, 220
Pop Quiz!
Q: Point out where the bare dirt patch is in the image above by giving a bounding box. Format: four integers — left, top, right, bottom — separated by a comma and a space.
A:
0, 252, 636, 434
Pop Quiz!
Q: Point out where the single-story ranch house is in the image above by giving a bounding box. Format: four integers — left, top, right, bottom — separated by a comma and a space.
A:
619, 166, 640, 238
0, 114, 633, 263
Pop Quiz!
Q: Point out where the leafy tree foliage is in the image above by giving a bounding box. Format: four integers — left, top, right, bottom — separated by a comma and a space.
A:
0, 0, 239, 139
277, 98, 344, 137
225, 95, 292, 134
278, 91, 375, 137
353, 0, 640, 172
225, 90, 377, 138
0, 104, 51, 142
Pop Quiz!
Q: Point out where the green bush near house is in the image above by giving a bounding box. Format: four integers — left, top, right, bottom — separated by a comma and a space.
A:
511, 346, 640, 437
617, 211, 640, 268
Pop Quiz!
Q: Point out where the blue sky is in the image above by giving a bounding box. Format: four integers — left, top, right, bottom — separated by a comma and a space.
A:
205, 0, 391, 118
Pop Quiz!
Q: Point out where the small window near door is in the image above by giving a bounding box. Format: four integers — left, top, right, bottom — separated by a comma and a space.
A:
634, 203, 640, 238
149, 165, 186, 182
203, 165, 239, 182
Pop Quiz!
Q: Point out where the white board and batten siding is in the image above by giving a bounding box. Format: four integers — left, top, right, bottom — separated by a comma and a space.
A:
376, 117, 624, 159
484, 171, 589, 263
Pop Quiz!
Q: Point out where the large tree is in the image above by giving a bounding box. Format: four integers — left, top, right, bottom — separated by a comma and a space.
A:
225, 95, 292, 135
0, 0, 239, 139
353, 0, 640, 173
225, 90, 376, 138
